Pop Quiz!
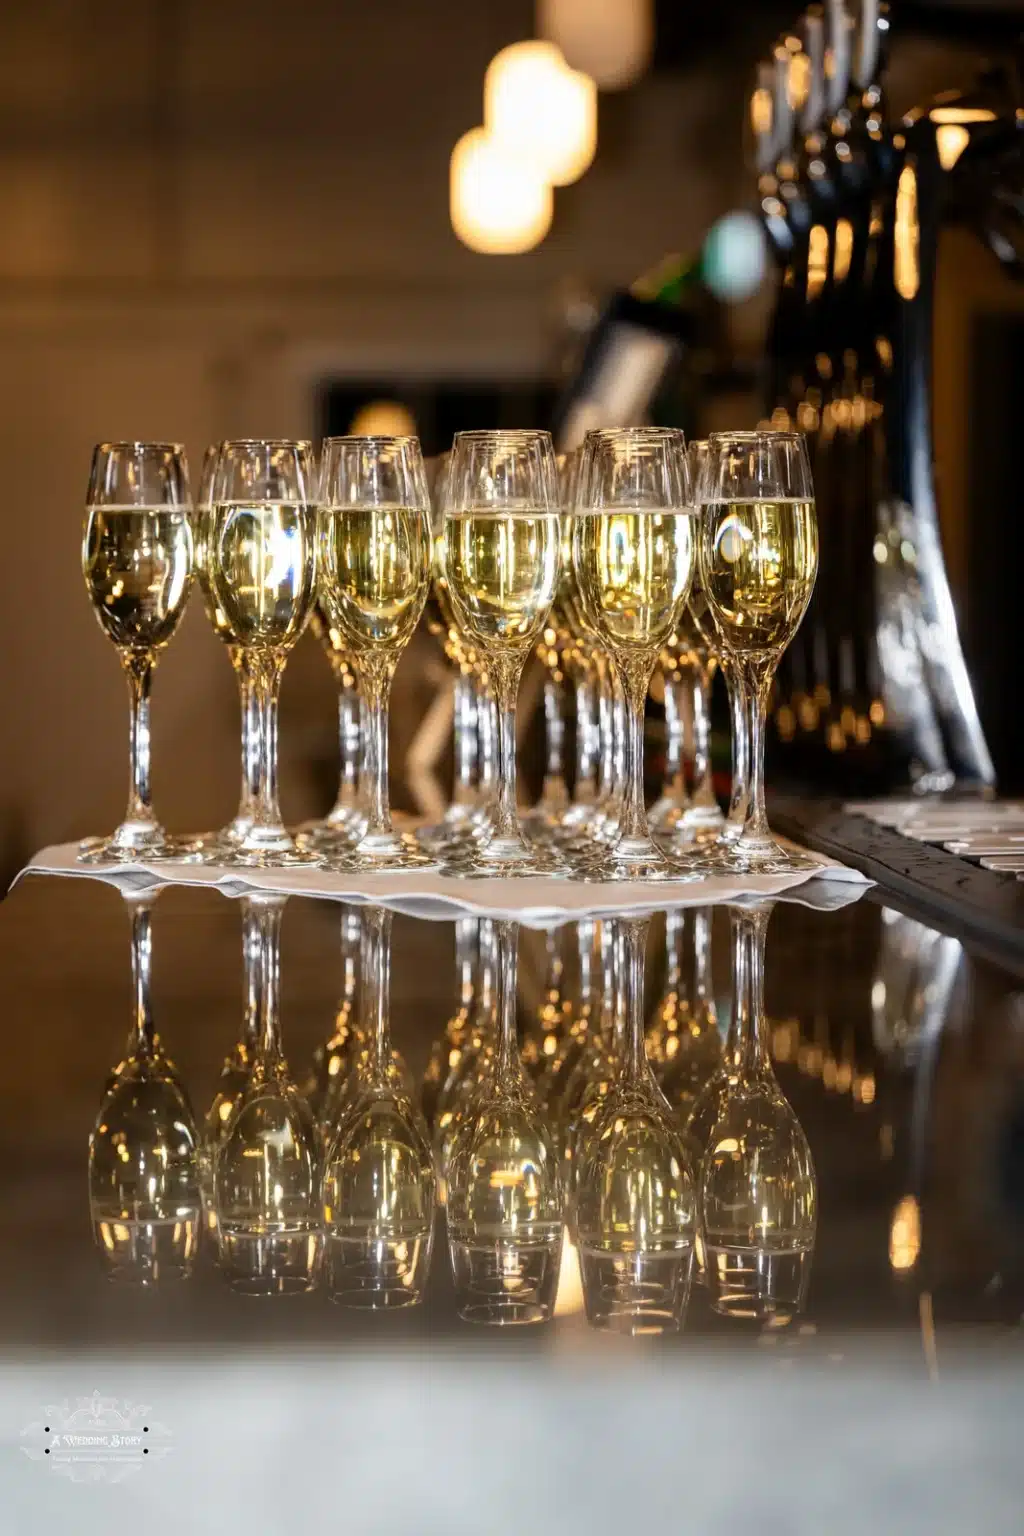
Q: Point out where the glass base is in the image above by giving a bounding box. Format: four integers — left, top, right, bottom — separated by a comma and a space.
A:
704, 1242, 811, 1320
324, 1231, 432, 1308
579, 1247, 692, 1334
329, 828, 439, 872
295, 809, 367, 854
574, 834, 701, 884
449, 1235, 560, 1325
91, 1211, 200, 1285
416, 807, 493, 856
709, 835, 821, 877
450, 832, 568, 879
217, 1225, 322, 1294
218, 843, 326, 870
78, 827, 201, 866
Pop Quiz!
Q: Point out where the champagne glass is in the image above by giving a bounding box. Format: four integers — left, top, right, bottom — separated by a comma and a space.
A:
648, 908, 721, 1120
440, 429, 563, 876
213, 897, 321, 1293
446, 921, 563, 1324
206, 440, 320, 866
570, 427, 699, 880
696, 432, 819, 872
297, 608, 366, 853
80, 442, 194, 864
575, 919, 696, 1333
698, 903, 817, 1319
317, 436, 433, 869
193, 444, 260, 859
322, 907, 435, 1307
89, 891, 200, 1283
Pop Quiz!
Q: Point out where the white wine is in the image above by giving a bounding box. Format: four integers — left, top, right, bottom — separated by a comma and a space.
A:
701, 499, 817, 656
206, 502, 317, 653
572, 509, 696, 655
442, 510, 560, 654
318, 504, 429, 654
83, 506, 193, 653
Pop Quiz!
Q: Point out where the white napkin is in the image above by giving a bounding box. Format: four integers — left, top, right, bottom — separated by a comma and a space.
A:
14, 841, 871, 928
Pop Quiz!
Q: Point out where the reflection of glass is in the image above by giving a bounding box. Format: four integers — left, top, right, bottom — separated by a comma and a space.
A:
432, 919, 498, 1190
89, 892, 200, 1283
447, 921, 563, 1324
200, 899, 262, 1232
421, 918, 479, 1130
79, 442, 194, 864
575, 919, 696, 1333
559, 921, 622, 1196
649, 909, 721, 1120
213, 897, 321, 1293
521, 928, 571, 1082
322, 908, 435, 1307
306, 909, 363, 1124
536, 919, 600, 1112
698, 904, 817, 1320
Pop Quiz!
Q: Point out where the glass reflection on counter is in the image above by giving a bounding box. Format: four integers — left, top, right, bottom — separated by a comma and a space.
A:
211, 896, 321, 1295
88, 890, 201, 1285
321, 907, 434, 1308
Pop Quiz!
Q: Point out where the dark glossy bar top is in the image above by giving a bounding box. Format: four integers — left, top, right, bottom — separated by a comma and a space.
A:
2, 874, 1022, 1532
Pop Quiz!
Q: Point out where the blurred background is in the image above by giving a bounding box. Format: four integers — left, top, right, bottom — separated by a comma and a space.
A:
0, 0, 1021, 885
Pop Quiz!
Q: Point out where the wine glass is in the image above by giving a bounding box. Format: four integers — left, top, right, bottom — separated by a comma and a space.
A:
696, 431, 819, 872
421, 917, 479, 1130
574, 919, 696, 1333
322, 907, 435, 1307
317, 436, 433, 869
698, 903, 818, 1319
297, 608, 366, 853
446, 921, 563, 1324
570, 427, 699, 880
79, 442, 194, 864
192, 443, 260, 859
205, 440, 320, 866
439, 430, 564, 876
648, 908, 722, 1120
213, 896, 321, 1293
88, 890, 201, 1283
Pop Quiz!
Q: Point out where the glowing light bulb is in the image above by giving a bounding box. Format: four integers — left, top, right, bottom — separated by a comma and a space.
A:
485, 41, 596, 187
450, 127, 553, 255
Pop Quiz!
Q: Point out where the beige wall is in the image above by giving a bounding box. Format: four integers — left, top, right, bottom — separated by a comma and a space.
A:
0, 0, 748, 875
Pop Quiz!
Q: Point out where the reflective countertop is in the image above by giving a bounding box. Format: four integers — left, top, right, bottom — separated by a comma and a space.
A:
2, 874, 1022, 1533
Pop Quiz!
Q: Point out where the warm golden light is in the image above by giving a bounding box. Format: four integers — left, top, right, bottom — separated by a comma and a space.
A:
894, 164, 919, 300
553, 1228, 585, 1316
485, 41, 597, 187
450, 128, 553, 255
538, 0, 653, 91
889, 1194, 921, 1273
929, 106, 996, 125
807, 223, 830, 299
936, 123, 970, 171
834, 217, 853, 281
751, 86, 773, 138
348, 400, 418, 438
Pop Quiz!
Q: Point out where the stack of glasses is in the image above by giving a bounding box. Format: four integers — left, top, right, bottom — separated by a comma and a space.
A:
80, 427, 819, 881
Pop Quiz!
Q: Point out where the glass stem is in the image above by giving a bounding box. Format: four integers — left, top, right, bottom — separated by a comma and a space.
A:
338, 907, 363, 1026
455, 917, 479, 1013
663, 675, 689, 810
329, 675, 361, 821
539, 674, 569, 814
126, 896, 155, 1059
237, 658, 259, 823
122, 652, 156, 828
577, 918, 595, 1014
619, 918, 652, 1083
690, 663, 718, 813
595, 655, 616, 803
491, 658, 525, 845
725, 659, 750, 831
730, 903, 773, 1075
743, 664, 775, 846
358, 656, 396, 838
452, 672, 477, 808
494, 921, 522, 1086
574, 665, 598, 806
241, 895, 263, 1053
250, 654, 286, 835
361, 905, 392, 1078
617, 658, 654, 844
474, 671, 498, 798
692, 908, 714, 1014
664, 908, 684, 993
247, 896, 285, 1069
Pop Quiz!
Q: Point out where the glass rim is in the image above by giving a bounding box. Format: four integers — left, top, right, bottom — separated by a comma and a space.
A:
217, 438, 313, 451
94, 441, 186, 454
706, 430, 806, 443
321, 434, 421, 447
451, 428, 554, 444
583, 426, 686, 440
442, 505, 561, 517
